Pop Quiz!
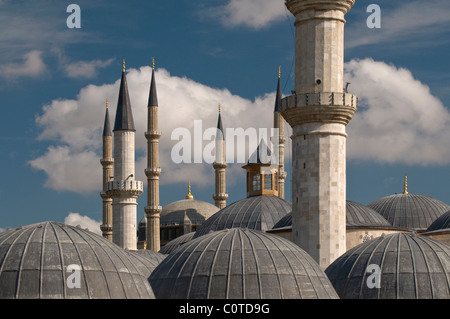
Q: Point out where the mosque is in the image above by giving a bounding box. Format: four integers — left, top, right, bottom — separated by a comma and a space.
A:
1, 0, 449, 299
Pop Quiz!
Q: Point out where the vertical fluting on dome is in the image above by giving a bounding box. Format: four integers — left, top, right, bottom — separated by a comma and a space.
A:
107, 60, 143, 250
213, 105, 228, 209
100, 99, 114, 241
273, 67, 287, 199
282, 0, 357, 269
145, 58, 162, 252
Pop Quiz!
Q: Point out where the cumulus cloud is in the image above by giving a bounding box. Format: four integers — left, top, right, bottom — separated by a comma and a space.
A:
212, 0, 286, 30
64, 212, 102, 235
0, 50, 46, 80
345, 58, 450, 165
30, 66, 275, 194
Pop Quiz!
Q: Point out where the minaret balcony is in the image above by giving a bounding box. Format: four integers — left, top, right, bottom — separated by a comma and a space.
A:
106, 180, 144, 197
280, 92, 357, 127
145, 167, 162, 177
145, 130, 162, 139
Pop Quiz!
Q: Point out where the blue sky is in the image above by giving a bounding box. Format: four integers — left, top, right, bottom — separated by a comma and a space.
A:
1, 0, 450, 233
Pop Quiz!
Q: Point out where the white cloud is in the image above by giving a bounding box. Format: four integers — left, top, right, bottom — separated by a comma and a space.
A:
345, 58, 450, 165
30, 66, 275, 194
64, 212, 102, 235
0, 50, 46, 80
213, 0, 286, 29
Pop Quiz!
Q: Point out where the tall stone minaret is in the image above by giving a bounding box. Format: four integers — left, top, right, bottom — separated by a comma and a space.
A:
107, 59, 143, 250
145, 58, 162, 252
281, 0, 358, 269
274, 67, 287, 199
212, 105, 228, 209
100, 98, 113, 241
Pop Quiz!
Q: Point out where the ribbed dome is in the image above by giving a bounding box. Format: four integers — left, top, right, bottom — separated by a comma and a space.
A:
271, 201, 391, 230
193, 195, 291, 238
325, 233, 450, 299
368, 194, 449, 230
161, 199, 219, 226
149, 228, 338, 299
159, 232, 195, 255
0, 221, 155, 299
427, 210, 450, 232
346, 201, 391, 227
126, 250, 166, 278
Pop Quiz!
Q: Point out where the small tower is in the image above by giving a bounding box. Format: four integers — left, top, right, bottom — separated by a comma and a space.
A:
212, 105, 228, 209
145, 58, 163, 252
100, 98, 114, 241
281, 0, 357, 269
106, 59, 143, 250
273, 66, 287, 199
242, 137, 279, 198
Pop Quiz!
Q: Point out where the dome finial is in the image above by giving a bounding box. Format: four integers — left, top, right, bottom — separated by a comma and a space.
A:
186, 181, 194, 199
403, 174, 408, 194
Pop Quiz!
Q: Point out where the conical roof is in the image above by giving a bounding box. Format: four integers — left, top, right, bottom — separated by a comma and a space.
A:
147, 61, 158, 107
113, 61, 135, 132
102, 101, 112, 137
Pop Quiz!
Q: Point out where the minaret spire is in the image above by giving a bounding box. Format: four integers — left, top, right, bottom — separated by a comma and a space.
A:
100, 98, 114, 241
106, 61, 143, 250
145, 57, 162, 252
213, 105, 228, 209
273, 66, 286, 199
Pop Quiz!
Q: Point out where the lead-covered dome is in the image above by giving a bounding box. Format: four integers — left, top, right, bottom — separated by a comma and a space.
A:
161, 199, 219, 226
368, 193, 449, 230
159, 232, 195, 255
193, 195, 291, 238
325, 233, 450, 299
427, 210, 450, 232
0, 221, 155, 299
149, 228, 338, 299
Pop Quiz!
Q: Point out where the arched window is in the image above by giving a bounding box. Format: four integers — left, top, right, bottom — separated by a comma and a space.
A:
252, 173, 261, 191
264, 174, 272, 190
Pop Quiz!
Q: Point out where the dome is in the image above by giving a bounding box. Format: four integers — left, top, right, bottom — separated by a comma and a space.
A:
161, 199, 219, 226
149, 228, 339, 299
271, 201, 391, 230
0, 221, 155, 299
346, 201, 391, 228
193, 195, 291, 238
126, 249, 167, 278
325, 233, 450, 299
159, 232, 195, 255
427, 210, 450, 232
368, 193, 449, 230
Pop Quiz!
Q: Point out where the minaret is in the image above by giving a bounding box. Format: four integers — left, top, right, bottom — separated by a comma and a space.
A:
100, 98, 113, 241
145, 58, 162, 252
281, 0, 358, 269
212, 105, 228, 209
106, 59, 143, 250
274, 66, 287, 199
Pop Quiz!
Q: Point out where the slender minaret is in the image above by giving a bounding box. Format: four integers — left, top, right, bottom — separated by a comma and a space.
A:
100, 98, 114, 241
145, 58, 162, 252
212, 105, 228, 209
274, 66, 287, 199
281, 0, 357, 269
107, 59, 143, 250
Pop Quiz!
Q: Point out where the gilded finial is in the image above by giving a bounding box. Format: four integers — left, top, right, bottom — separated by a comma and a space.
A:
122, 58, 125, 72
152, 57, 155, 70
106, 98, 109, 109
218, 104, 221, 114
278, 66, 281, 79
186, 181, 194, 199
403, 174, 408, 194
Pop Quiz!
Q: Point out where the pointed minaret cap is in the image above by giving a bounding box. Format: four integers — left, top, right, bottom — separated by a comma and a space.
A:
113, 59, 136, 131
403, 174, 408, 194
148, 57, 158, 107
274, 66, 282, 112
185, 181, 194, 200
103, 98, 112, 137
216, 104, 224, 140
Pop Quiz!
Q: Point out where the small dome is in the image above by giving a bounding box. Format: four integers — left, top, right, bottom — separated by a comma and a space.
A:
149, 228, 338, 299
161, 199, 219, 226
368, 193, 449, 230
126, 250, 167, 278
194, 195, 291, 238
0, 221, 155, 299
427, 210, 450, 232
325, 233, 450, 299
271, 201, 391, 230
159, 232, 195, 255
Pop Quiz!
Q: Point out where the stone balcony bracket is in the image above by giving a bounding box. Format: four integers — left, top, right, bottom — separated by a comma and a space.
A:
145, 206, 163, 216
145, 131, 162, 139
100, 158, 114, 166
145, 167, 162, 177
106, 180, 144, 197
213, 193, 229, 200
213, 162, 228, 169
